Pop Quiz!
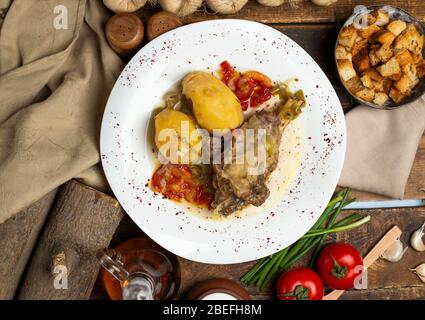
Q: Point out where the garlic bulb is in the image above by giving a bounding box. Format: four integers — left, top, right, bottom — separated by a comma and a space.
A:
381, 238, 407, 262
103, 0, 147, 13
158, 0, 203, 17
206, 0, 248, 14
410, 222, 425, 252
410, 263, 425, 283
257, 0, 285, 6
311, 0, 338, 6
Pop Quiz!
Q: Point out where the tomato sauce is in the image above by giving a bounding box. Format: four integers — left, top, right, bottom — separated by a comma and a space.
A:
151, 164, 213, 208
220, 60, 273, 111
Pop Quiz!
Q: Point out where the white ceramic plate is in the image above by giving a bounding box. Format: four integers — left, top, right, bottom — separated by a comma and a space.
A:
100, 20, 346, 264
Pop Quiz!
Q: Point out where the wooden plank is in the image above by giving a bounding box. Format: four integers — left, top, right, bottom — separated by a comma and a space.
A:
18, 180, 124, 300
138, 0, 425, 24
340, 286, 425, 300
0, 190, 57, 299
247, 286, 425, 300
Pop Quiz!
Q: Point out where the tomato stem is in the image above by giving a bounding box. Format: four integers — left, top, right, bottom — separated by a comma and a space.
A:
330, 256, 348, 279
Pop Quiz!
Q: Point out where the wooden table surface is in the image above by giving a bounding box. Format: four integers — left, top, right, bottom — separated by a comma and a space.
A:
102, 0, 425, 300
1, 0, 425, 300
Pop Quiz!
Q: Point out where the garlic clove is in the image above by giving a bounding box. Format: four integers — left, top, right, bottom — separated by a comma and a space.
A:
312, 0, 338, 6
159, 0, 203, 17
410, 222, 425, 252
158, 0, 182, 14
206, 0, 249, 15
381, 238, 408, 262
103, 0, 148, 13
410, 263, 425, 283
257, 0, 286, 7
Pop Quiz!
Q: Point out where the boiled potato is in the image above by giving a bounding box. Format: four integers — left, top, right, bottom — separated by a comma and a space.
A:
155, 108, 201, 163
182, 72, 244, 132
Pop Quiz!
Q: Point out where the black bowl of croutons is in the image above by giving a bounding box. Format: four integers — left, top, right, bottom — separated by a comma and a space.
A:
335, 5, 425, 109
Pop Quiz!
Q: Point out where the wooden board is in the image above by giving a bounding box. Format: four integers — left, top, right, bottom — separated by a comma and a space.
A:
18, 180, 124, 300
0, 190, 57, 299
137, 0, 425, 24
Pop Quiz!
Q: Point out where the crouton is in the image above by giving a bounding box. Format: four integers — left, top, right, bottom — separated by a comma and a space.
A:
404, 24, 424, 55
344, 76, 364, 93
360, 75, 373, 89
389, 87, 406, 103
337, 59, 357, 81
417, 60, 425, 78
383, 78, 393, 94
390, 73, 402, 81
402, 64, 419, 86
377, 57, 400, 77
412, 53, 423, 64
369, 49, 380, 67
352, 39, 368, 57
335, 45, 352, 60
355, 88, 375, 102
373, 92, 389, 106
395, 24, 424, 55
393, 34, 409, 50
394, 74, 414, 94
363, 68, 384, 82
372, 9, 390, 26
374, 30, 396, 45
353, 47, 371, 73
395, 48, 414, 66
358, 24, 381, 39
372, 80, 384, 92
375, 44, 393, 63
338, 26, 358, 48
387, 20, 407, 36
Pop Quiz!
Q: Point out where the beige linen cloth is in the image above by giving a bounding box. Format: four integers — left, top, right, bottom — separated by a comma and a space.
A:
339, 98, 425, 199
0, 0, 424, 225
0, 0, 123, 224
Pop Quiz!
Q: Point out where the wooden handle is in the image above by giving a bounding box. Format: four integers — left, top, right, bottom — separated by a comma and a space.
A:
323, 225, 402, 300
146, 11, 183, 41
106, 13, 144, 56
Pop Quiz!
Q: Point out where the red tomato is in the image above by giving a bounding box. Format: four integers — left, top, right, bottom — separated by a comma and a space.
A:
276, 267, 324, 300
220, 61, 273, 111
151, 164, 213, 208
316, 243, 364, 290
